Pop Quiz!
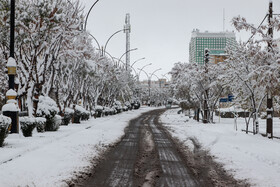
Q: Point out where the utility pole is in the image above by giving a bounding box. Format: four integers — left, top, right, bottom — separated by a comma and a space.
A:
203, 48, 209, 124
266, 1, 273, 138
124, 13, 131, 71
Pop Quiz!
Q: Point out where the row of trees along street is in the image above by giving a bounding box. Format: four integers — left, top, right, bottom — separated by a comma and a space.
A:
0, 0, 141, 117
170, 2, 280, 138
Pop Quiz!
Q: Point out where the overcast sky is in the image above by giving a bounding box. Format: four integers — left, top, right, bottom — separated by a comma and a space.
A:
83, 0, 280, 80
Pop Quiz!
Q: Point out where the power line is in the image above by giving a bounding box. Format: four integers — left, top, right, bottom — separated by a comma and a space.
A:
246, 14, 268, 44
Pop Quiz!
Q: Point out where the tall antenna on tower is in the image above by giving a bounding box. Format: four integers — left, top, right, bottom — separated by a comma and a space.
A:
124, 13, 131, 71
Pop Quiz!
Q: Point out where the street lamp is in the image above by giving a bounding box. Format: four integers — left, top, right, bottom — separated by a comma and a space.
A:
117, 48, 138, 70
138, 68, 161, 100
2, 0, 19, 133
84, 0, 100, 31
152, 73, 162, 89
114, 57, 137, 76
149, 68, 161, 97
131, 57, 145, 68
88, 33, 101, 51
89, 28, 130, 56
161, 73, 170, 82
103, 28, 130, 55
96, 49, 115, 63
137, 63, 152, 81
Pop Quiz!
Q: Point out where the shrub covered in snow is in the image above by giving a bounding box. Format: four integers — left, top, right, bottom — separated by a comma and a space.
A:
73, 105, 89, 123
110, 107, 116, 115
20, 117, 36, 137
36, 96, 59, 117
53, 115, 62, 130
62, 108, 74, 125
104, 107, 111, 116
113, 101, 123, 113
81, 110, 90, 121
36, 96, 59, 131
0, 115, 11, 147
124, 101, 132, 110
133, 101, 141, 110
35, 117, 47, 133
130, 100, 140, 110
123, 106, 128, 112
95, 105, 103, 118
73, 105, 82, 123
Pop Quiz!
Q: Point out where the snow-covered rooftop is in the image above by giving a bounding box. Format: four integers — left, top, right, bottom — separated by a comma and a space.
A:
191, 29, 236, 38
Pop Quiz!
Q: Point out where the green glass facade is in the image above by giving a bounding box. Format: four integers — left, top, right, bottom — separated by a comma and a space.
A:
189, 31, 237, 65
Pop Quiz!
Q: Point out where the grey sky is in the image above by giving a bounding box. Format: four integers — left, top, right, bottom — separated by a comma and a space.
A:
83, 0, 280, 80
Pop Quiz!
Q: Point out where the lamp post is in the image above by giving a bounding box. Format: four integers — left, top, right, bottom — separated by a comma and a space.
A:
152, 73, 162, 89
89, 28, 130, 56
88, 33, 101, 51
113, 58, 137, 76
150, 73, 164, 105
117, 48, 138, 69
162, 73, 170, 82
131, 57, 145, 68
149, 68, 162, 97
2, 0, 19, 133
138, 68, 161, 101
103, 28, 130, 55
84, 0, 100, 31
96, 49, 115, 63
137, 63, 152, 81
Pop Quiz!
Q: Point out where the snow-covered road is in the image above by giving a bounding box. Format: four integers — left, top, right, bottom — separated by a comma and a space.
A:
1, 107, 280, 186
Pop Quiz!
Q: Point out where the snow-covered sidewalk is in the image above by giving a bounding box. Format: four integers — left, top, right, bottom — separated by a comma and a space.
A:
160, 108, 280, 187
0, 107, 155, 187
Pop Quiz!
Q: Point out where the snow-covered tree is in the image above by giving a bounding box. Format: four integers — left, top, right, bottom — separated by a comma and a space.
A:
170, 61, 226, 123
231, 14, 280, 134
0, 0, 140, 117
225, 42, 267, 133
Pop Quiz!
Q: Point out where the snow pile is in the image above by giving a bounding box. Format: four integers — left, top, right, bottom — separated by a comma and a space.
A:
160, 109, 280, 187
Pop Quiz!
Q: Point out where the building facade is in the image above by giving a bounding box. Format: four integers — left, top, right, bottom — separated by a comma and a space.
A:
189, 30, 237, 65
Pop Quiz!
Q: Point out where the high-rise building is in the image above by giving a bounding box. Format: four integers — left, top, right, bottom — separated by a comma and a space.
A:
189, 30, 237, 65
